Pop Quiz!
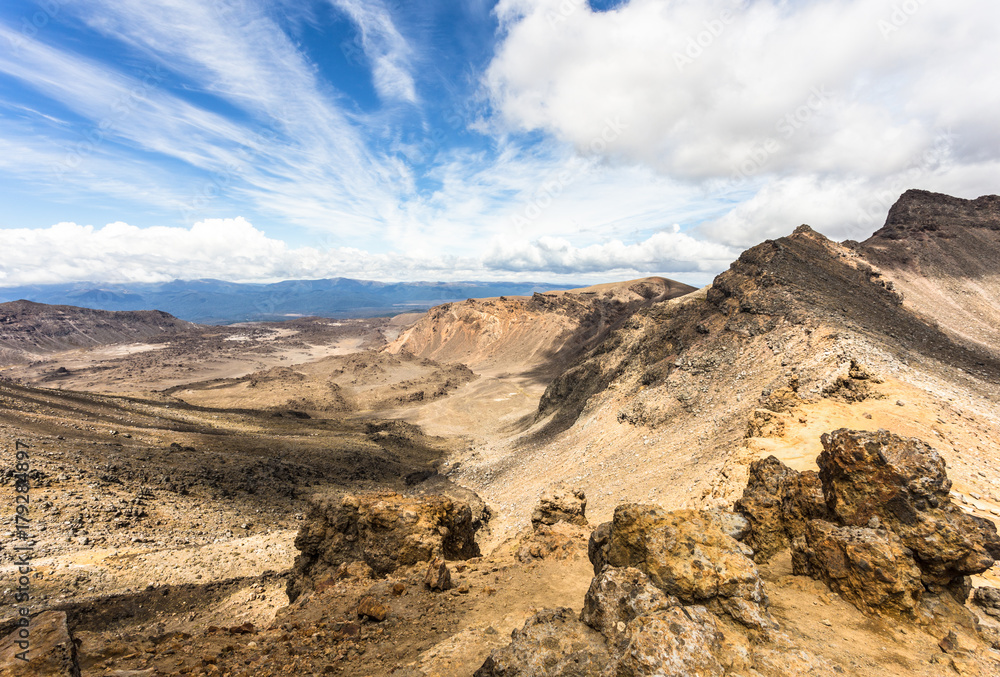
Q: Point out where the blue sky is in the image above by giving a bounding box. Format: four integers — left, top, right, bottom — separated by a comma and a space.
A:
1, 0, 998, 286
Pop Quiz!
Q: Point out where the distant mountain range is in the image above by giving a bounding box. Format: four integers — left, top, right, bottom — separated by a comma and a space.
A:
0, 278, 578, 324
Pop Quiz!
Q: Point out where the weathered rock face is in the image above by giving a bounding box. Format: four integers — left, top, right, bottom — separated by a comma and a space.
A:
611, 607, 727, 677
703, 508, 751, 542
973, 587, 1000, 618
0, 611, 80, 677
472, 608, 610, 677
589, 506, 773, 631
791, 520, 924, 616
479, 502, 848, 677
580, 566, 677, 650
735, 456, 828, 563
409, 473, 494, 534
588, 521, 611, 571
737, 430, 1000, 618
531, 485, 588, 528
287, 492, 480, 601
818, 428, 1000, 586
873, 188, 1000, 240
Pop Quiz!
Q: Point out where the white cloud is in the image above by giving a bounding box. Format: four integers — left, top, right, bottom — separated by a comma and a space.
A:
487, 0, 1000, 245
484, 230, 738, 274
329, 0, 419, 103
3, 0, 998, 286
0, 218, 731, 286
0, 3, 403, 236
488, 0, 999, 178
0, 219, 449, 285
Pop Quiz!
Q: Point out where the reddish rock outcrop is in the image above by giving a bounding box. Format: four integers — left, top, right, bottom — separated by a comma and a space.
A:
792, 520, 924, 616
735, 456, 829, 562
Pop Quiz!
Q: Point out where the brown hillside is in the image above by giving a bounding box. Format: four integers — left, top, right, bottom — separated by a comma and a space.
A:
4, 193, 1000, 676
0, 299, 194, 363
386, 277, 696, 376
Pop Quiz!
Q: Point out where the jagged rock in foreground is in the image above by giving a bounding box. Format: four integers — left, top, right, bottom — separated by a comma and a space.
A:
531, 485, 589, 528
479, 503, 836, 676
735, 456, 829, 563
611, 606, 729, 677
0, 611, 80, 677
423, 558, 453, 591
589, 506, 774, 631
478, 427, 999, 676
737, 429, 1000, 616
791, 519, 924, 616
473, 607, 610, 677
818, 428, 1000, 589
287, 492, 480, 601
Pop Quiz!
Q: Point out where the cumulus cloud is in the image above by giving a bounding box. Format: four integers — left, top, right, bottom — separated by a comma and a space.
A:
488, 0, 1000, 244
484, 230, 738, 275
488, 0, 999, 177
0, 218, 734, 287
0, 219, 468, 285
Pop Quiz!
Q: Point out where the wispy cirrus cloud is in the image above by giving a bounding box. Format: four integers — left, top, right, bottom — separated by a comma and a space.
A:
0, 0, 749, 283
0, 2, 402, 240
328, 0, 419, 104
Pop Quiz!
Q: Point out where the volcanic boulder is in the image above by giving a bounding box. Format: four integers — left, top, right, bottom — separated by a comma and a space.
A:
817, 428, 1000, 587
791, 519, 924, 616
735, 456, 829, 562
611, 607, 728, 677
588, 506, 774, 631
287, 492, 480, 601
580, 566, 677, 650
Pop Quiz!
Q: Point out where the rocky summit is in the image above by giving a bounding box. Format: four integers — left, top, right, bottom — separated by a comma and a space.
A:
2, 190, 1000, 675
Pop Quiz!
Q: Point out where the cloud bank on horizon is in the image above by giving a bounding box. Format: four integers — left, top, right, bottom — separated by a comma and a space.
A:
0, 0, 997, 286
